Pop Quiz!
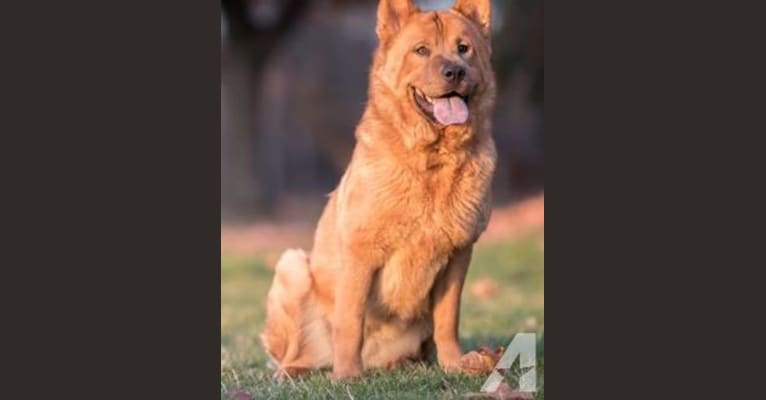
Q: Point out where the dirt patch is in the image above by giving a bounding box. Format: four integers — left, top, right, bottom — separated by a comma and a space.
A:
221, 193, 544, 260
481, 194, 544, 242
221, 222, 314, 263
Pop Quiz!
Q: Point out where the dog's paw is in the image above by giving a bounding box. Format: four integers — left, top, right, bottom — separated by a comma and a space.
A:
439, 360, 462, 373
438, 351, 463, 373
331, 365, 363, 381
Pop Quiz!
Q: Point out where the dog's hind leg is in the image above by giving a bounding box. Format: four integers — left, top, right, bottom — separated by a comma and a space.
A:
260, 249, 332, 378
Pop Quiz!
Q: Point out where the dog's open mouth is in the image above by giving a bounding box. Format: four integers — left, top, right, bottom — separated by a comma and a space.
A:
412, 87, 470, 126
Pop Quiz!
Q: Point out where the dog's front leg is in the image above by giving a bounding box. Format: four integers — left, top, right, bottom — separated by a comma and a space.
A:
431, 245, 473, 372
331, 252, 375, 380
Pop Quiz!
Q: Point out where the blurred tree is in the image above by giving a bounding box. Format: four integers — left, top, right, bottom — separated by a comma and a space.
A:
491, 0, 544, 200
221, 0, 312, 220
221, 0, 544, 221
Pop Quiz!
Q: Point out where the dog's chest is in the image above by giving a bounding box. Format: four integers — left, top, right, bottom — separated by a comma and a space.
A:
391, 154, 491, 249
372, 157, 492, 319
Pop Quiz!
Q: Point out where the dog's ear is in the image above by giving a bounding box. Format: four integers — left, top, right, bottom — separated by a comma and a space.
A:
452, 0, 491, 38
376, 0, 419, 43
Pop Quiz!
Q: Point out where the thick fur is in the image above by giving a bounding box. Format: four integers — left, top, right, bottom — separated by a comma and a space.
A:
261, 0, 496, 380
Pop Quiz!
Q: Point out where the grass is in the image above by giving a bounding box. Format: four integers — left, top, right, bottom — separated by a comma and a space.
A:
221, 230, 544, 399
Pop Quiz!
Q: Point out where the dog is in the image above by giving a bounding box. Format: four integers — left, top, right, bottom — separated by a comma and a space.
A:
261, 0, 496, 381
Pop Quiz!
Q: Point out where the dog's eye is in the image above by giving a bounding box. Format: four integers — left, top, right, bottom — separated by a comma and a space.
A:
414, 46, 430, 56
457, 44, 470, 54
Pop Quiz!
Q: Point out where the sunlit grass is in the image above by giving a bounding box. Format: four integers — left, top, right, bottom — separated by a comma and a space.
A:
221, 231, 544, 399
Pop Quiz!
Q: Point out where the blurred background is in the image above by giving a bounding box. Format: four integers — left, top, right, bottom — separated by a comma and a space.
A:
221, 0, 543, 225
221, 2, 544, 395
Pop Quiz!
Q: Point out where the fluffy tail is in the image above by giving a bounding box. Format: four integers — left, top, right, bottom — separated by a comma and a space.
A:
260, 249, 332, 378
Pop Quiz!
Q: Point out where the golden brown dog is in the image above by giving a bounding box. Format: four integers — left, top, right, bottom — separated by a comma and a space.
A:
261, 0, 496, 380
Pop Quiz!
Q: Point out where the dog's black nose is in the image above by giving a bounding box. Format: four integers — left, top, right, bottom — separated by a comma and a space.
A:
441, 63, 466, 83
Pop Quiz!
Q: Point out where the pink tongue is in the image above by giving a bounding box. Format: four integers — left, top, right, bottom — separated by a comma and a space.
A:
432, 96, 469, 125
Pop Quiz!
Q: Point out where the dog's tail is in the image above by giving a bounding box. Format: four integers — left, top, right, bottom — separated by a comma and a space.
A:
260, 249, 332, 378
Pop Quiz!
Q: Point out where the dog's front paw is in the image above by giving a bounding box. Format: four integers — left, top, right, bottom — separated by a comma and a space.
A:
331, 364, 363, 381
440, 360, 462, 373
438, 353, 463, 373
437, 345, 464, 373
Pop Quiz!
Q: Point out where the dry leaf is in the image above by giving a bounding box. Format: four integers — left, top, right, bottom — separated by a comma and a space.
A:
459, 346, 504, 376
465, 383, 534, 400
496, 383, 534, 400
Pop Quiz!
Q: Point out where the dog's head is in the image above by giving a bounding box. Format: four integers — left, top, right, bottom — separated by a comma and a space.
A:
372, 0, 494, 128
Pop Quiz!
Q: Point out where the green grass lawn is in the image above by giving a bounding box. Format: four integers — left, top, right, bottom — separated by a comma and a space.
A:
221, 230, 544, 399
